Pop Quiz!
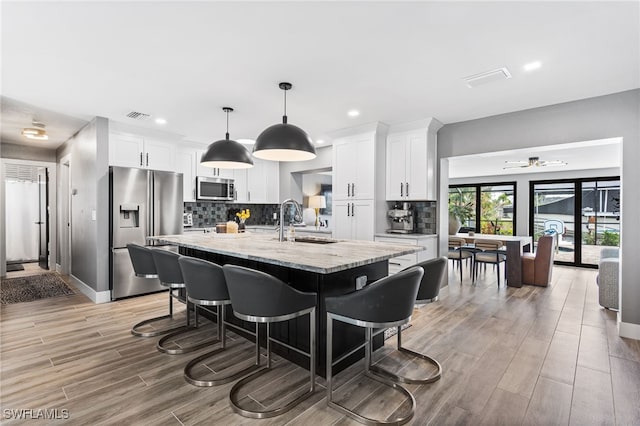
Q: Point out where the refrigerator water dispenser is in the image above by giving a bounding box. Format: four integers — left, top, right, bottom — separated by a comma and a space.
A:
119, 203, 140, 228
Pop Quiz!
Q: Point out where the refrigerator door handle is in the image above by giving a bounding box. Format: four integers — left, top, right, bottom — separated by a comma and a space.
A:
147, 171, 153, 245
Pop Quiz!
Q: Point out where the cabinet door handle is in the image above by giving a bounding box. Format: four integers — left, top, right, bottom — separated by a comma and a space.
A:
389, 261, 402, 266
351, 203, 355, 217
400, 182, 404, 197
146, 152, 149, 167
347, 203, 350, 217
351, 183, 355, 197
234, 190, 237, 201
347, 183, 350, 197
405, 182, 409, 197
140, 152, 143, 167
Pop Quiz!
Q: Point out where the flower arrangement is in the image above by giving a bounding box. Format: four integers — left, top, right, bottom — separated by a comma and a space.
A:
235, 209, 250, 223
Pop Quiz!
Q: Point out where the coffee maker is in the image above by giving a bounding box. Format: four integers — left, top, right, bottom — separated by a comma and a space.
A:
387, 202, 415, 234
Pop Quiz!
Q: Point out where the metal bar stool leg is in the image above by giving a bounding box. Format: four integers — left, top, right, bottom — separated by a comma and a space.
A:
157, 298, 221, 355
184, 305, 262, 387
326, 315, 416, 426
131, 287, 189, 337
368, 325, 442, 385
229, 308, 316, 419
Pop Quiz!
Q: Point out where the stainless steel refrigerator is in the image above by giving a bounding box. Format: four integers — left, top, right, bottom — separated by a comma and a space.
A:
110, 166, 183, 299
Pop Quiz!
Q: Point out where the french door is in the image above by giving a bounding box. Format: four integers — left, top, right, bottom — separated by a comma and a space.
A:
530, 177, 620, 268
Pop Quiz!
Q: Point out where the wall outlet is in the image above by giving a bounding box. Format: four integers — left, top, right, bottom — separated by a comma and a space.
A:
355, 275, 367, 290
273, 212, 278, 220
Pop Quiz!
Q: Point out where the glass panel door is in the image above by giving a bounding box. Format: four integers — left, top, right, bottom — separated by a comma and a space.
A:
532, 182, 575, 264
581, 180, 620, 266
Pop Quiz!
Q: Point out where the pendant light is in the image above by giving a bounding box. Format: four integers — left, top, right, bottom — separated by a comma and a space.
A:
253, 82, 316, 162
200, 107, 253, 169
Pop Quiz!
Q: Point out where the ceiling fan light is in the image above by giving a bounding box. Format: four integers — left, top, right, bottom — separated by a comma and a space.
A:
21, 127, 48, 140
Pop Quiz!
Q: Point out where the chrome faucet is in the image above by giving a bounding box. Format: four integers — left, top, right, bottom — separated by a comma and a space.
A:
279, 198, 303, 242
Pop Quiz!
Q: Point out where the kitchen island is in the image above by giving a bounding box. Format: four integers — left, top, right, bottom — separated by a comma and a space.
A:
149, 232, 424, 376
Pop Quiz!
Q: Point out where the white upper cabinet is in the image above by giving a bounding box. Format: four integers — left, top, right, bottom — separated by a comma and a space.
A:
233, 158, 279, 204
385, 118, 442, 201
110, 132, 175, 171
176, 149, 196, 202
333, 133, 376, 200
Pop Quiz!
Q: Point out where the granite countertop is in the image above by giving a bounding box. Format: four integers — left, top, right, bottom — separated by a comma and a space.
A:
149, 233, 423, 274
374, 233, 438, 239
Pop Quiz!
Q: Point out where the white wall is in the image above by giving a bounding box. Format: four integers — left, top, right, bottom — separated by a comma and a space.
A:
438, 89, 640, 338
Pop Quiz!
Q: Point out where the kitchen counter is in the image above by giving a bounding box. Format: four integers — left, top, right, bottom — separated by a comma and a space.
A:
150, 232, 421, 274
148, 232, 425, 376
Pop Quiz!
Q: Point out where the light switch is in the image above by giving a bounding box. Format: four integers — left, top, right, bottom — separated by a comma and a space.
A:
91, 210, 96, 221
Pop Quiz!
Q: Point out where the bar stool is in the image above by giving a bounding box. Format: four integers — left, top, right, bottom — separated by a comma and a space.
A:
369, 257, 446, 385
325, 266, 423, 426
153, 249, 214, 354
128, 244, 187, 338
180, 257, 262, 386
223, 265, 317, 419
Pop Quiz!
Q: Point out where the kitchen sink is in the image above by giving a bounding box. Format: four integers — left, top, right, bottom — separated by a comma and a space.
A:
293, 236, 338, 244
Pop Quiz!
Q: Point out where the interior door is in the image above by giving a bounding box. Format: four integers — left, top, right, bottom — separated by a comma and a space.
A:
37, 167, 49, 269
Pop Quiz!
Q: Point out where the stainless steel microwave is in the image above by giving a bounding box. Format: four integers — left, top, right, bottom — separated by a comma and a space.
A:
196, 176, 235, 201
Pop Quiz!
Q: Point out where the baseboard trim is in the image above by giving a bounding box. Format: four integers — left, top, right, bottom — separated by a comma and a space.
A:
70, 274, 111, 304
618, 320, 640, 340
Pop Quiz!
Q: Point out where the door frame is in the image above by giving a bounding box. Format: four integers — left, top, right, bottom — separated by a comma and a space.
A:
60, 153, 72, 274
0, 158, 57, 277
529, 175, 620, 268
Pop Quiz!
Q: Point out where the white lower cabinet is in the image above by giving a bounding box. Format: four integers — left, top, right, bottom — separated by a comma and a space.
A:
374, 235, 438, 275
334, 200, 374, 241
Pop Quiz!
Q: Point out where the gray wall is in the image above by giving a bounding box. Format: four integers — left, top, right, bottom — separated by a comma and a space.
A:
450, 167, 621, 236
438, 89, 640, 330
57, 117, 110, 292
0, 142, 56, 162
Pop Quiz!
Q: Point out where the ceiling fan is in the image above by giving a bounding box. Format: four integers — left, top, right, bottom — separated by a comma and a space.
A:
503, 156, 567, 170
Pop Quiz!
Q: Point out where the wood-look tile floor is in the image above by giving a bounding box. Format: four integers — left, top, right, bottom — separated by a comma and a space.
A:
1, 266, 639, 425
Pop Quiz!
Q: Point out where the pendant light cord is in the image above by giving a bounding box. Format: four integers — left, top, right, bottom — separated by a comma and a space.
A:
282, 87, 288, 124
225, 109, 230, 140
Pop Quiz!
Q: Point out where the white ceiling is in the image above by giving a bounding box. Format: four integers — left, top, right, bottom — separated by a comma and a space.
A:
1, 1, 639, 150
448, 138, 622, 179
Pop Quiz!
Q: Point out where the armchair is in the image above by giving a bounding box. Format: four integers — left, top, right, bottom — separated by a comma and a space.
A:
597, 247, 619, 310
521, 235, 554, 286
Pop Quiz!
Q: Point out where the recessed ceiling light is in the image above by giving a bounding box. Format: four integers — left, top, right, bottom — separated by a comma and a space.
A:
238, 139, 255, 145
155, 118, 167, 125
347, 110, 360, 117
523, 61, 542, 72
316, 139, 325, 145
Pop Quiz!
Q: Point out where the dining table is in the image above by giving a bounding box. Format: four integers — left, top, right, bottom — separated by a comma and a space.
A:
455, 233, 533, 287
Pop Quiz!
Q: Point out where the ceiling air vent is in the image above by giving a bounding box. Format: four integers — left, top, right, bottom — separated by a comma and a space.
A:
463, 67, 512, 88
126, 111, 151, 121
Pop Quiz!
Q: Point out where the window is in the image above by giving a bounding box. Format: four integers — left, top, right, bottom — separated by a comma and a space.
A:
449, 182, 516, 236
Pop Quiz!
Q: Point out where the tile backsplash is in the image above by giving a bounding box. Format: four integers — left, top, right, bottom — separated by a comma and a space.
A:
184, 202, 280, 228
386, 201, 437, 234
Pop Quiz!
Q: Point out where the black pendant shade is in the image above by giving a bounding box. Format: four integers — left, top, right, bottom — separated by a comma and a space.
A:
200, 107, 253, 169
252, 82, 316, 162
